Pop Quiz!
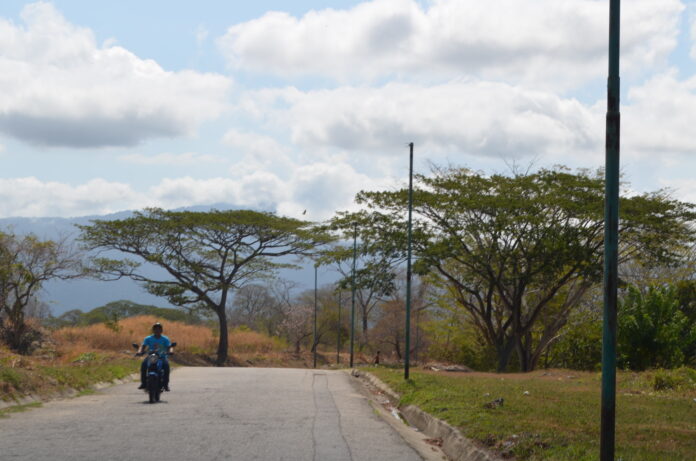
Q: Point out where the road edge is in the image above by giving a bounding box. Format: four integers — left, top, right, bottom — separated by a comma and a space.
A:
0, 372, 139, 412
352, 369, 502, 461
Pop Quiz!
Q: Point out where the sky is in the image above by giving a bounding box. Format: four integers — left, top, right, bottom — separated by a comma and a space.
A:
1, 0, 695, 222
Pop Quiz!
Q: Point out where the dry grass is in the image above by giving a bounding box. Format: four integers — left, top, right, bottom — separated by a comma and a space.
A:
229, 328, 285, 353
54, 315, 216, 357
53, 316, 285, 360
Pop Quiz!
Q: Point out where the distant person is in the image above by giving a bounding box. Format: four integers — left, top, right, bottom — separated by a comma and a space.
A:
136, 322, 174, 391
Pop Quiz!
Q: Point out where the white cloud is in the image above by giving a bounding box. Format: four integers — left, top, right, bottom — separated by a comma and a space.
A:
0, 165, 387, 219
239, 80, 603, 160
223, 129, 296, 177
0, 2, 232, 148
118, 152, 225, 166
219, 0, 682, 89
623, 70, 696, 156
0, 177, 140, 217
223, 129, 286, 159
658, 178, 696, 204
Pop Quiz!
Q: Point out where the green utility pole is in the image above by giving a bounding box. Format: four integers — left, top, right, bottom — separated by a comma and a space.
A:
337, 290, 341, 364
313, 264, 318, 369
404, 142, 414, 380
349, 223, 357, 368
601, 1, 621, 460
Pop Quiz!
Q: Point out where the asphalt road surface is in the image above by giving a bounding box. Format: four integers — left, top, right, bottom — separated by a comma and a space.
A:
0, 367, 425, 461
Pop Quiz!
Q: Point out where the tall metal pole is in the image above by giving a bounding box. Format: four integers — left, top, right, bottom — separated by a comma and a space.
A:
337, 290, 342, 364
404, 142, 414, 380
349, 223, 357, 368
601, 1, 621, 460
313, 264, 318, 369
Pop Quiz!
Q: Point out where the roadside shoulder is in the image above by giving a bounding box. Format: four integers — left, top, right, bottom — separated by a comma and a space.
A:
351, 369, 502, 461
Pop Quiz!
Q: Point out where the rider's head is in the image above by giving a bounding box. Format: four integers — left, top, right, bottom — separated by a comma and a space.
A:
152, 322, 163, 337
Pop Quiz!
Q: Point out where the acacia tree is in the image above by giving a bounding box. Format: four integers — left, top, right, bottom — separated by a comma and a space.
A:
321, 211, 405, 344
0, 231, 83, 352
357, 166, 696, 371
79, 208, 328, 365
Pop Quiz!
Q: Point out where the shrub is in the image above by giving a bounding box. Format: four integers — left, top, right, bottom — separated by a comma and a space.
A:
651, 367, 696, 391
618, 285, 695, 371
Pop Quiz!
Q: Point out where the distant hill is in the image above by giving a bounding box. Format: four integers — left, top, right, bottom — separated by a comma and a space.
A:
0, 204, 331, 315
45, 300, 207, 329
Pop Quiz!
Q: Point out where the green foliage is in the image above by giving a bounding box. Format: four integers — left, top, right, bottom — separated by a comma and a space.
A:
354, 166, 696, 372
651, 367, 696, 391
618, 285, 696, 371
548, 315, 602, 371
71, 352, 98, 363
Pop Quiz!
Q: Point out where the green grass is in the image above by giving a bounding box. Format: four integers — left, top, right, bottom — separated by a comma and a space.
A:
0, 402, 43, 418
370, 368, 696, 461
0, 355, 139, 403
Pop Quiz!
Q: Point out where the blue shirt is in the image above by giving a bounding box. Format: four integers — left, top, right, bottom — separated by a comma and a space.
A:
142, 334, 171, 356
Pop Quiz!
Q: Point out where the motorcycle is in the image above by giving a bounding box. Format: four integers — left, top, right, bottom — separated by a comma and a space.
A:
132, 342, 177, 403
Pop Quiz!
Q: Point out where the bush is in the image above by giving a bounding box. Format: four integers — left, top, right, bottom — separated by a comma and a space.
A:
549, 315, 602, 371
651, 367, 696, 391
618, 285, 695, 371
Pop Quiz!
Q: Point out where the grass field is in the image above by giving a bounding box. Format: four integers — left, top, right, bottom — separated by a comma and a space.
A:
370, 367, 696, 461
0, 348, 138, 403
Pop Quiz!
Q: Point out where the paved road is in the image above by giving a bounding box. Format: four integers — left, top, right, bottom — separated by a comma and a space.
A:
0, 368, 424, 461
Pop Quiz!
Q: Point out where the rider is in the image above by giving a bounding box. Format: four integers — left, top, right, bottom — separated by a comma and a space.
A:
137, 322, 174, 391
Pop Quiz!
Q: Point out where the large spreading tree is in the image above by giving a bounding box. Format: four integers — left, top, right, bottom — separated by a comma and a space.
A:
355, 166, 696, 371
79, 208, 329, 365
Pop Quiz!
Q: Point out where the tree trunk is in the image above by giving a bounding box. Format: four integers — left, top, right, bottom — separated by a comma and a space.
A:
496, 339, 516, 373
215, 308, 229, 366
516, 332, 534, 372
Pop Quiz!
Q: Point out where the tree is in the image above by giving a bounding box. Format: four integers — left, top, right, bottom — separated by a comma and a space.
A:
618, 284, 696, 370
371, 275, 431, 360
228, 284, 277, 330
0, 231, 83, 353
321, 211, 405, 345
357, 166, 696, 371
279, 303, 313, 354
79, 208, 327, 365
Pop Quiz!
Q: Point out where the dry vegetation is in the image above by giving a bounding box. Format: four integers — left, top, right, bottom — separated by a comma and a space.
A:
53, 316, 218, 357
50, 315, 337, 368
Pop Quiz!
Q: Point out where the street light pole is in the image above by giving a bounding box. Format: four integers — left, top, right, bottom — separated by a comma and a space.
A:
337, 289, 342, 364
349, 223, 357, 368
404, 142, 414, 380
313, 264, 318, 369
601, 1, 621, 460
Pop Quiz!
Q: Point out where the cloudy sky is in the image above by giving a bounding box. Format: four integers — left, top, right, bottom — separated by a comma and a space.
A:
0, 0, 695, 220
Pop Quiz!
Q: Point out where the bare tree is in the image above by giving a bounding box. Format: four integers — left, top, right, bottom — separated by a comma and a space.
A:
0, 231, 83, 353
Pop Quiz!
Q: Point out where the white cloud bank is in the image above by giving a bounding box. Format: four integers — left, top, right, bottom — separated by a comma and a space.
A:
0, 166, 395, 219
0, 2, 231, 148
219, 0, 682, 89
239, 80, 604, 159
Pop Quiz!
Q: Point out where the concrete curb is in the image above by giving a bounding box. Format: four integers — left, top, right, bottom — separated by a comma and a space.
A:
0, 372, 139, 412
358, 370, 502, 461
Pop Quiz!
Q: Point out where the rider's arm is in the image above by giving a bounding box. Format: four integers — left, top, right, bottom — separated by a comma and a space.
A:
138, 338, 149, 355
